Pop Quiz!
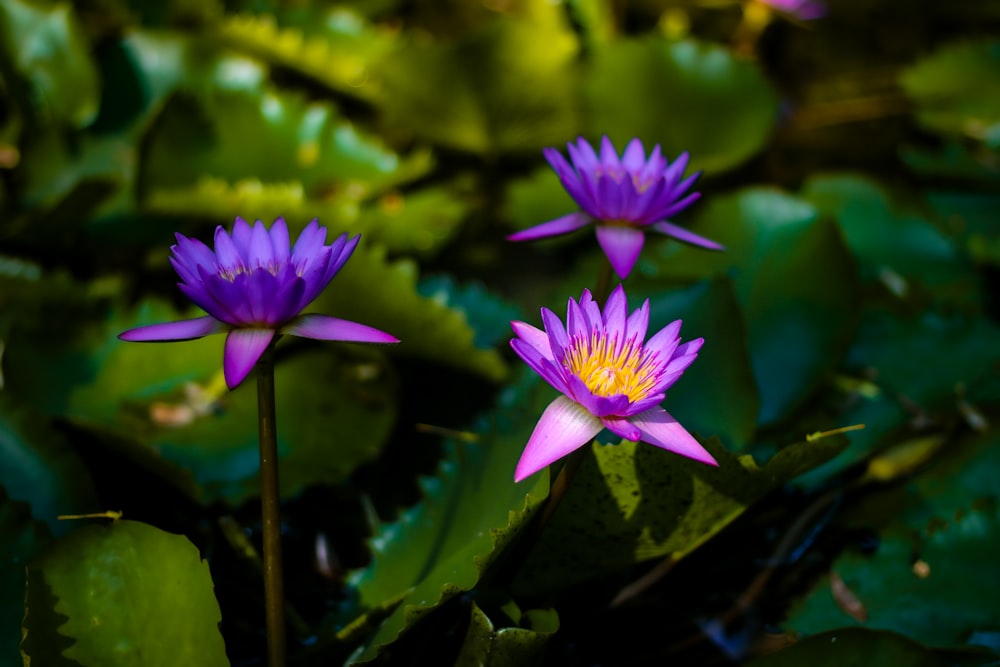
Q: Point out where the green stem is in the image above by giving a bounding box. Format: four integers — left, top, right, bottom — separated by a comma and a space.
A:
257, 342, 286, 667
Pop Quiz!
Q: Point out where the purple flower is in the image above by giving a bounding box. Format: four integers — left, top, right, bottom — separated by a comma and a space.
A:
759, 0, 825, 20
508, 136, 723, 280
120, 217, 399, 389
509, 285, 717, 482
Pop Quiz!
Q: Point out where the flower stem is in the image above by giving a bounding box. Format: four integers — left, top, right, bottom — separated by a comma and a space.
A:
256, 342, 286, 667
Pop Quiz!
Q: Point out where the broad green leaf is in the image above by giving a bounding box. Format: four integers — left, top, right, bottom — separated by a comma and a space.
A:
314, 244, 508, 381
68, 300, 398, 505
0, 0, 99, 127
454, 601, 559, 667
787, 429, 1000, 647
347, 371, 551, 663
900, 140, 1000, 184
145, 178, 466, 255
22, 520, 228, 667
373, 16, 580, 154
801, 174, 974, 303
505, 165, 579, 235
900, 40, 1000, 146
0, 397, 97, 534
141, 87, 433, 197
418, 275, 523, 349
649, 188, 859, 425
628, 277, 760, 450
512, 434, 845, 595
0, 491, 51, 667
802, 307, 1000, 484
215, 9, 398, 101
583, 37, 779, 173
748, 628, 987, 667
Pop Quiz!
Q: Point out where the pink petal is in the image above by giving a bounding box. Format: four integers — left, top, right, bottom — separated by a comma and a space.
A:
652, 221, 724, 250
119, 316, 224, 342
644, 319, 683, 358
283, 314, 399, 344
602, 415, 642, 441
595, 225, 645, 280
629, 407, 717, 466
223, 328, 275, 389
515, 396, 603, 482
507, 212, 591, 242
602, 284, 628, 333
625, 298, 650, 343
511, 321, 552, 358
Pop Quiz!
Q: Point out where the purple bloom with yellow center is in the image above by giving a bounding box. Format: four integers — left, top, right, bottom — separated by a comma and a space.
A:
119, 217, 399, 389
509, 285, 717, 482
508, 136, 723, 280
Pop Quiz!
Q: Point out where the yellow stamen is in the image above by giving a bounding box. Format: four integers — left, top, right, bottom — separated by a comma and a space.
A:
563, 332, 660, 402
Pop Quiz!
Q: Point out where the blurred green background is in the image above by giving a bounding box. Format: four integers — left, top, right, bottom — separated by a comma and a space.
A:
1, 0, 999, 665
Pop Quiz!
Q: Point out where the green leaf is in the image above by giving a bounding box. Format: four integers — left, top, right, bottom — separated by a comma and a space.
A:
505, 165, 579, 235
0, 0, 99, 127
373, 16, 581, 154
512, 435, 845, 595
801, 174, 974, 302
0, 491, 51, 667
648, 188, 859, 425
141, 87, 433, 198
0, 397, 97, 534
22, 520, 228, 667
627, 277, 760, 450
454, 601, 559, 667
583, 37, 779, 173
347, 371, 551, 663
900, 40, 1000, 146
418, 275, 523, 349
748, 628, 984, 667
787, 429, 1000, 648
145, 178, 466, 255
314, 244, 509, 381
215, 9, 398, 102
68, 300, 398, 505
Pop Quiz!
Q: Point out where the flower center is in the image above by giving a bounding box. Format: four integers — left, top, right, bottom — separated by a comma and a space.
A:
562, 331, 660, 402
218, 260, 283, 282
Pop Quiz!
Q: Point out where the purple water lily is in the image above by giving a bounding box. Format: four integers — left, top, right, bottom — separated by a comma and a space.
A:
508, 136, 722, 280
120, 217, 399, 389
759, 0, 825, 20
510, 285, 717, 482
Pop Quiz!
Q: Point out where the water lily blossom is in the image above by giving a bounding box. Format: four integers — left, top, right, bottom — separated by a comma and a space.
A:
120, 217, 399, 389
758, 0, 825, 20
508, 136, 723, 279
510, 285, 717, 482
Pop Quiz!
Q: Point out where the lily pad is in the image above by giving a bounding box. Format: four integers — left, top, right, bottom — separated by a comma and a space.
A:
454, 601, 559, 667
649, 188, 859, 426
22, 520, 228, 667
67, 299, 398, 505
749, 628, 985, 667
0, 491, 51, 667
583, 37, 779, 173
786, 429, 1000, 648
346, 371, 551, 664
512, 434, 845, 595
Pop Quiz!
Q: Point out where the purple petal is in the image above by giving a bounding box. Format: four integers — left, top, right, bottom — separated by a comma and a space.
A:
629, 407, 717, 466
626, 299, 650, 343
644, 319, 683, 358
662, 152, 690, 187
514, 396, 603, 482
223, 328, 275, 389
544, 148, 588, 203
602, 284, 628, 334
119, 316, 224, 342
231, 218, 253, 256
602, 415, 642, 441
595, 225, 645, 280
283, 314, 399, 344
202, 271, 253, 324
566, 296, 589, 339
510, 339, 570, 394
245, 268, 280, 324
269, 218, 291, 265
570, 137, 600, 171
248, 220, 274, 269
507, 212, 592, 242
292, 219, 327, 270
652, 221, 724, 250
171, 234, 215, 276
599, 136, 620, 168
177, 281, 235, 324
541, 307, 569, 358
563, 374, 628, 417
214, 225, 244, 271
657, 192, 702, 221
511, 321, 552, 358
596, 171, 624, 218
621, 138, 646, 171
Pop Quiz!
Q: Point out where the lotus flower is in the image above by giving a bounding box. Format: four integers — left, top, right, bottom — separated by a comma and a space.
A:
508, 136, 723, 280
759, 0, 825, 20
120, 217, 399, 389
509, 285, 717, 482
